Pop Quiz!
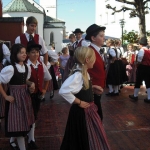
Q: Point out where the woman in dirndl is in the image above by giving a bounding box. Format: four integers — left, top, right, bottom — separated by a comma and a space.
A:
123, 44, 138, 84
0, 44, 35, 150
106, 39, 126, 96
59, 47, 110, 150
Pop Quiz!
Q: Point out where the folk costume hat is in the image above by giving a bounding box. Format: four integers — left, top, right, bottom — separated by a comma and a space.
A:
73, 28, 84, 34
27, 40, 42, 52
139, 36, 148, 46
85, 24, 106, 40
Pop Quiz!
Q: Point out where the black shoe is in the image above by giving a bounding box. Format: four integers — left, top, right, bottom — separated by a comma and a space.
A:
10, 142, 20, 150
129, 95, 138, 101
50, 90, 54, 99
106, 92, 114, 96
113, 92, 119, 96
144, 98, 150, 103
28, 140, 38, 149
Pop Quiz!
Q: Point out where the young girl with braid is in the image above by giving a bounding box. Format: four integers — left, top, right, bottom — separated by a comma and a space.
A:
59, 46, 110, 150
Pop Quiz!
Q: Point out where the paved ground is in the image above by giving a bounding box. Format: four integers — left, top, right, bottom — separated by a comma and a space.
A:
1, 85, 150, 150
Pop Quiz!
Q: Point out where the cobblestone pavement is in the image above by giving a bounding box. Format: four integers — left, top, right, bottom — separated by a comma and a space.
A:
0, 85, 150, 150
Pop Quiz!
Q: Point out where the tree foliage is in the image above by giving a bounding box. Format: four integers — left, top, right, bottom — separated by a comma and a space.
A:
123, 30, 139, 44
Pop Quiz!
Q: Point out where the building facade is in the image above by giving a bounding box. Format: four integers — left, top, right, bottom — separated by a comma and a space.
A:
96, 0, 150, 38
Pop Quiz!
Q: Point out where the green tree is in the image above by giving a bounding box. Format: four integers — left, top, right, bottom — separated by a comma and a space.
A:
123, 30, 139, 43
106, 0, 150, 38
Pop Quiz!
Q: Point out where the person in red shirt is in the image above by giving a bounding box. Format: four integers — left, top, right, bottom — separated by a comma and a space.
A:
85, 24, 106, 120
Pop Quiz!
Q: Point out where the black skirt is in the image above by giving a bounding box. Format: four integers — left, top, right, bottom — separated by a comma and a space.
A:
60, 104, 90, 150
107, 60, 126, 85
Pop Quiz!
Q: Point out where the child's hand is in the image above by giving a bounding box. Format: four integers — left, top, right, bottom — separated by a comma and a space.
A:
79, 101, 90, 109
92, 85, 103, 95
42, 89, 46, 96
29, 82, 35, 93
5, 95, 14, 103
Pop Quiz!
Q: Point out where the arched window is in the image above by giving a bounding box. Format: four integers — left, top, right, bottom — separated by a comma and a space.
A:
50, 32, 54, 45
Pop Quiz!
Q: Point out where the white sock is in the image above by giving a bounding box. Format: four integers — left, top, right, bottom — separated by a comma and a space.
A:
114, 86, 119, 93
17, 137, 26, 150
10, 137, 16, 147
147, 88, 150, 100
108, 85, 113, 93
28, 123, 35, 143
134, 88, 140, 97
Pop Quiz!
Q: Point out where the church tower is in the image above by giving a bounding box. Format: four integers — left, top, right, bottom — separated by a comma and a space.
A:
39, 0, 57, 19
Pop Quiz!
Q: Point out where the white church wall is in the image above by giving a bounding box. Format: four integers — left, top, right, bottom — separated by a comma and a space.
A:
50, 22, 65, 27
39, 0, 56, 19
44, 28, 63, 53
3, 12, 44, 38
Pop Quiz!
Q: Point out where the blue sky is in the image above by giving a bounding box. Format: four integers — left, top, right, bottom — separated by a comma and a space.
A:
3, 0, 95, 32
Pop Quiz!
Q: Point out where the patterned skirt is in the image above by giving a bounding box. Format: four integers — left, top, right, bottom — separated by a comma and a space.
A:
5, 85, 34, 137
126, 64, 137, 83
60, 102, 110, 150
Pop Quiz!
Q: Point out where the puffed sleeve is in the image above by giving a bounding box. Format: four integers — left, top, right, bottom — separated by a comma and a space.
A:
123, 52, 127, 58
59, 72, 83, 104
137, 49, 144, 62
42, 62, 52, 81
15, 36, 21, 44
0, 65, 14, 84
109, 48, 116, 57
2, 44, 10, 62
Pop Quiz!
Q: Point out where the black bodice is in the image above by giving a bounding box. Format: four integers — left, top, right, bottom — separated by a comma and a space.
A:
9, 64, 28, 85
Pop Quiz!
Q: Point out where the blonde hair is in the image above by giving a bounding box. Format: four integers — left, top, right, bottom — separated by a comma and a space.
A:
106, 39, 115, 46
72, 46, 96, 90
147, 36, 150, 42
127, 43, 133, 49
61, 47, 68, 54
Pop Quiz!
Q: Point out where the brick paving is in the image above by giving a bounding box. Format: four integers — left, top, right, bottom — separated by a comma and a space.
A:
1, 85, 150, 150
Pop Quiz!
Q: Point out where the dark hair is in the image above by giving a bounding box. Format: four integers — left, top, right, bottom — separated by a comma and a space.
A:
69, 34, 75, 39
89, 30, 103, 42
26, 16, 38, 25
10, 44, 26, 65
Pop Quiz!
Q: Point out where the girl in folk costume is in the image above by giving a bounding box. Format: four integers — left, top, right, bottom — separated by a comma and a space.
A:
73, 28, 89, 49
123, 44, 138, 83
59, 47, 110, 150
106, 39, 125, 96
0, 44, 35, 150
59, 47, 70, 80
85, 24, 106, 121
0, 42, 10, 120
129, 37, 150, 103
63, 34, 76, 82
26, 41, 51, 149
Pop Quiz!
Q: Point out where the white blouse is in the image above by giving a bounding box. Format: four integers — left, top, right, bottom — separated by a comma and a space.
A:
27, 59, 52, 81
48, 50, 59, 62
59, 69, 90, 104
0, 63, 31, 84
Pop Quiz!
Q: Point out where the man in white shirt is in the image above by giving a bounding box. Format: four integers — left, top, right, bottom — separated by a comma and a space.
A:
15, 16, 48, 65
73, 28, 89, 48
